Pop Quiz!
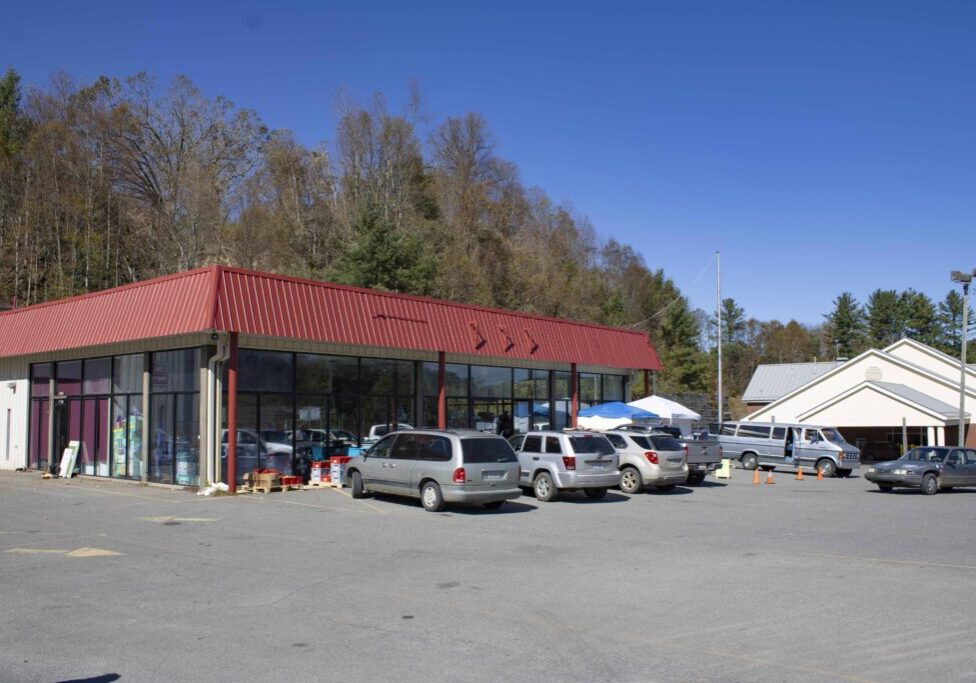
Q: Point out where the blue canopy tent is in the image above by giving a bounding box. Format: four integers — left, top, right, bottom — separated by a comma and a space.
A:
577, 401, 659, 430
578, 402, 658, 420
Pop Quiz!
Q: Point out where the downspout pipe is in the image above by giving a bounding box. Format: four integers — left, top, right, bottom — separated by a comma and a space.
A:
206, 333, 229, 486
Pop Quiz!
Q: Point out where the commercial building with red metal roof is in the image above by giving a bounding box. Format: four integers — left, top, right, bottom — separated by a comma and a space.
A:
0, 266, 662, 491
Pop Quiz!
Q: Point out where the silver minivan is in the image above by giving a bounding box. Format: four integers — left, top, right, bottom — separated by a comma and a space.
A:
511, 430, 619, 501
716, 421, 860, 477
344, 430, 521, 511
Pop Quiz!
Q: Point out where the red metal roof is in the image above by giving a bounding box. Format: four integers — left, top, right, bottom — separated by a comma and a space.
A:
0, 266, 662, 371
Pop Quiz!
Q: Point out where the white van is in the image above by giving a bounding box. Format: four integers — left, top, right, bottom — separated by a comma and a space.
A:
716, 421, 860, 478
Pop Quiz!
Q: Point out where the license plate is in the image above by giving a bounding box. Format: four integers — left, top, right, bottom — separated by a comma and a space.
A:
586, 461, 610, 469
691, 464, 704, 470
482, 470, 506, 480
667, 457, 683, 463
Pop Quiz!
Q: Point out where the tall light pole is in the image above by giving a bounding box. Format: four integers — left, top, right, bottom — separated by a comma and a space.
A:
950, 269, 974, 447
716, 251, 722, 425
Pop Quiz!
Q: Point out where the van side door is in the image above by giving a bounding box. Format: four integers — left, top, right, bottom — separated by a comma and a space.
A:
361, 434, 396, 493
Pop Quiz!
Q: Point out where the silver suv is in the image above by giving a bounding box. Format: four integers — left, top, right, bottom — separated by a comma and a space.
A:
510, 431, 619, 501
345, 430, 521, 512
602, 430, 688, 493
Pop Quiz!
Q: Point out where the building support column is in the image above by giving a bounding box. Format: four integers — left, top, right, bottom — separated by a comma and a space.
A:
570, 363, 578, 428
927, 426, 936, 446
141, 352, 150, 483
437, 352, 446, 430
227, 332, 239, 494
937, 426, 945, 446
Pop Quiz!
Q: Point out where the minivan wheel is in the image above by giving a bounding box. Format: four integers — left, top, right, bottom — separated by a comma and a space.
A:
350, 471, 365, 499
816, 459, 836, 478
534, 472, 557, 502
920, 473, 938, 496
620, 467, 643, 494
584, 487, 607, 500
741, 453, 758, 470
420, 481, 446, 511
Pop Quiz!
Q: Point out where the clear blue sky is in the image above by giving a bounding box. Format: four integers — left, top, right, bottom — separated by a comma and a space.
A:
4, 1, 975, 325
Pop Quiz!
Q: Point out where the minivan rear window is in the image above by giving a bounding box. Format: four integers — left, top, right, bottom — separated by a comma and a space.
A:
569, 435, 615, 455
462, 438, 517, 464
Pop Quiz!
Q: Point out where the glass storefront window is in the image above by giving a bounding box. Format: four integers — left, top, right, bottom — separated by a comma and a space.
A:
579, 373, 598, 403
175, 394, 200, 486
150, 394, 174, 484
113, 354, 143, 394
421, 362, 467, 396
553, 372, 570, 400
31, 363, 51, 397
83, 357, 112, 395
56, 361, 82, 396
260, 394, 293, 475
151, 349, 200, 393
603, 375, 624, 402
238, 350, 293, 393
471, 365, 512, 398
361, 358, 396, 396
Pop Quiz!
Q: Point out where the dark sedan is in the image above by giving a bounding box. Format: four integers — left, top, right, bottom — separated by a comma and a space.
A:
865, 446, 976, 495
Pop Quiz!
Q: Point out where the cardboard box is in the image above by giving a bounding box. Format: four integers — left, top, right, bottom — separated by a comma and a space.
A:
252, 471, 281, 489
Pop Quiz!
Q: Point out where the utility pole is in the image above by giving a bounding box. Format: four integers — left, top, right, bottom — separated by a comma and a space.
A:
951, 269, 974, 447
716, 251, 722, 425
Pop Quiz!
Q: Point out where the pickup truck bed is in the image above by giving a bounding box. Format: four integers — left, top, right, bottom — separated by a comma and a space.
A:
680, 438, 723, 485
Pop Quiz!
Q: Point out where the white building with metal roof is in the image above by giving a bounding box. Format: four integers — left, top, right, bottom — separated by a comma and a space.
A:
742, 339, 975, 458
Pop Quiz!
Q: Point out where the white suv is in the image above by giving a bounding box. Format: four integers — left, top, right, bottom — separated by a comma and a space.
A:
602, 430, 688, 493
510, 431, 619, 501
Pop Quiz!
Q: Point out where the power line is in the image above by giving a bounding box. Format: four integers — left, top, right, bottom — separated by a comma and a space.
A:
628, 253, 717, 329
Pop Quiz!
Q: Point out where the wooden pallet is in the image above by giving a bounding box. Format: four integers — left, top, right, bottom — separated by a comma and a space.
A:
252, 484, 284, 494
303, 481, 343, 490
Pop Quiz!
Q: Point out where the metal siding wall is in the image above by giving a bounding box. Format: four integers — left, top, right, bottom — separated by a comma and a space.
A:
0, 358, 29, 470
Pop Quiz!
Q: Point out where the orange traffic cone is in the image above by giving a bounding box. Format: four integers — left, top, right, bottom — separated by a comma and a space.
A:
795, 467, 804, 481
765, 470, 775, 485
816, 467, 823, 481
752, 469, 761, 485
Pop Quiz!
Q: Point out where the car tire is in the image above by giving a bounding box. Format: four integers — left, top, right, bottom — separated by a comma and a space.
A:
816, 459, 837, 478
619, 467, 643, 494
741, 453, 758, 470
483, 500, 505, 509
584, 487, 607, 500
420, 481, 446, 511
655, 484, 677, 492
533, 472, 557, 502
687, 472, 706, 486
877, 483, 893, 492
920, 473, 938, 496
350, 470, 365, 499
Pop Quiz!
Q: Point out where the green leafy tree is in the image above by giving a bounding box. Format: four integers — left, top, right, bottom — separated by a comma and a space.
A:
0, 68, 22, 157
824, 292, 867, 357
936, 289, 976, 355
329, 202, 437, 294
899, 289, 938, 346
866, 289, 904, 347
710, 297, 746, 345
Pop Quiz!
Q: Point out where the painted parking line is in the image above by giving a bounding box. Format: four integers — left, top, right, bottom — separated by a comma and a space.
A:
138, 516, 219, 523
6, 547, 123, 558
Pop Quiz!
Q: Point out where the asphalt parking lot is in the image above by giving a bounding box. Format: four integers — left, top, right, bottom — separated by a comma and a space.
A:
2, 468, 976, 682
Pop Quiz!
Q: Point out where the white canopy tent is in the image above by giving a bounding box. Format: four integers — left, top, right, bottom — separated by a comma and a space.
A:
627, 396, 701, 436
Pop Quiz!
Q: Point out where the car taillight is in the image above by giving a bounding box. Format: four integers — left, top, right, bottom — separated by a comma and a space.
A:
644, 451, 659, 464
453, 467, 466, 484
682, 445, 689, 459
562, 456, 576, 471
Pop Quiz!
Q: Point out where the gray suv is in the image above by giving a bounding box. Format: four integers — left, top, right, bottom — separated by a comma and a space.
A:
511, 430, 619, 501
345, 430, 521, 511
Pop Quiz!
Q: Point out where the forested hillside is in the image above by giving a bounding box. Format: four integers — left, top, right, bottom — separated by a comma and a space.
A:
0, 70, 971, 405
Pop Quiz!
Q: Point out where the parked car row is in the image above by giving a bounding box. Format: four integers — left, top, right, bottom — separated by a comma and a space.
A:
344, 427, 725, 512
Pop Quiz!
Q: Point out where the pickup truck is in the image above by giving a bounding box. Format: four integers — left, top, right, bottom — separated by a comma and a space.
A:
679, 436, 723, 485
617, 425, 722, 485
